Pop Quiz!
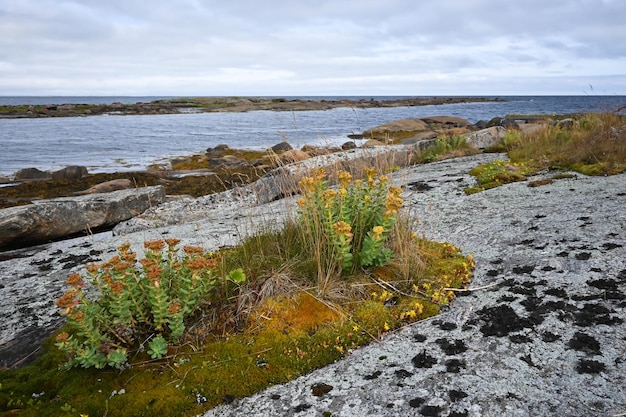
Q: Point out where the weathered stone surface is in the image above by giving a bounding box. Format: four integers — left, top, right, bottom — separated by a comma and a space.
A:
341, 141, 358, 150
276, 149, 310, 164
113, 145, 421, 233
75, 178, 133, 195
270, 141, 293, 153
1, 154, 624, 416
208, 154, 252, 171
14, 167, 51, 180
466, 126, 507, 149
0, 186, 166, 250
208, 144, 230, 153
51, 165, 88, 181
363, 118, 429, 138
401, 131, 438, 144
362, 139, 386, 147
200, 156, 626, 417
421, 115, 472, 127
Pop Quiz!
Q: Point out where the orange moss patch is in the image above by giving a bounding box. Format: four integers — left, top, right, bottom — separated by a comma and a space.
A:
248, 292, 342, 335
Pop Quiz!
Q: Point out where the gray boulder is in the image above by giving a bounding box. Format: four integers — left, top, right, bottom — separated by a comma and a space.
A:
341, 141, 357, 150
466, 126, 507, 150
52, 165, 88, 181
0, 186, 166, 250
14, 167, 51, 180
271, 142, 293, 153
401, 131, 438, 144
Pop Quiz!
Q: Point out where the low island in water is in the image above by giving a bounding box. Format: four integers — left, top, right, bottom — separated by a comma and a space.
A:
0, 96, 504, 118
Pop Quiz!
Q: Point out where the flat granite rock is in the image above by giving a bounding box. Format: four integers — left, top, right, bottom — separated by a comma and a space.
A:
1, 153, 624, 417
201, 155, 626, 417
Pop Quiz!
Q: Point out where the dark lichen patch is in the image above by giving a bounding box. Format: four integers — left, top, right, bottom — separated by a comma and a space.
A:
541, 265, 557, 271
509, 285, 537, 296
486, 269, 500, 277
556, 251, 569, 257
544, 287, 568, 298
435, 338, 468, 355
587, 279, 619, 291
449, 411, 469, 417
58, 253, 94, 269
407, 181, 434, 192
412, 351, 438, 368
576, 359, 606, 374
414, 333, 428, 343
445, 359, 466, 373
395, 369, 413, 379
512, 265, 535, 274
476, 304, 534, 337
604, 290, 626, 302
602, 242, 623, 250
509, 334, 533, 343
420, 405, 444, 416
498, 294, 518, 302
294, 403, 312, 412
270, 394, 281, 400
571, 294, 601, 301
363, 370, 382, 380
448, 390, 468, 402
438, 322, 458, 331
575, 252, 592, 260
409, 397, 426, 408
541, 331, 561, 342
568, 332, 601, 355
519, 354, 538, 368
543, 300, 578, 313
311, 383, 333, 397
574, 303, 623, 327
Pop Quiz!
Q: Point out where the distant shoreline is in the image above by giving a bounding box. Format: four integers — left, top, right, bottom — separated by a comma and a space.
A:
0, 96, 504, 119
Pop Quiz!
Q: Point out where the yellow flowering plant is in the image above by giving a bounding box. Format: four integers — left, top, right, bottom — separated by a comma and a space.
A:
54, 240, 246, 369
296, 167, 403, 278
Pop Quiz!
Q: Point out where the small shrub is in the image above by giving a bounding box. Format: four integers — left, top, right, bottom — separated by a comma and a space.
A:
416, 134, 477, 163
54, 240, 246, 369
295, 167, 402, 283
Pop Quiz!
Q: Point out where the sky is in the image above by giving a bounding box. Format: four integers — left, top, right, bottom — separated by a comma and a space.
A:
0, 0, 625, 96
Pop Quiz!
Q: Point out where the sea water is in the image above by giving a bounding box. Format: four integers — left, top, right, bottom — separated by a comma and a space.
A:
0, 96, 623, 177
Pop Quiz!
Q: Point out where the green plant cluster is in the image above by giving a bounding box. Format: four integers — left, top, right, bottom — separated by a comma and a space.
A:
295, 167, 403, 279
54, 240, 245, 369
417, 134, 473, 163
465, 159, 537, 194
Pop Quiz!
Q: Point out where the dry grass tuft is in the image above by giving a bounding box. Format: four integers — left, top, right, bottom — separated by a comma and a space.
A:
508, 112, 626, 175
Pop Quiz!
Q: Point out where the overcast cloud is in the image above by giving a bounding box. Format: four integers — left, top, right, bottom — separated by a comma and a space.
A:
1, 0, 625, 96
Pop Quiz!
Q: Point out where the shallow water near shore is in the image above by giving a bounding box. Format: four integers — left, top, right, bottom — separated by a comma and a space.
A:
1, 95, 623, 177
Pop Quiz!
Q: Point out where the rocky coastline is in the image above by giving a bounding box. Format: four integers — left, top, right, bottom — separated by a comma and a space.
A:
1, 114, 623, 416
0, 114, 516, 250
0, 96, 503, 119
